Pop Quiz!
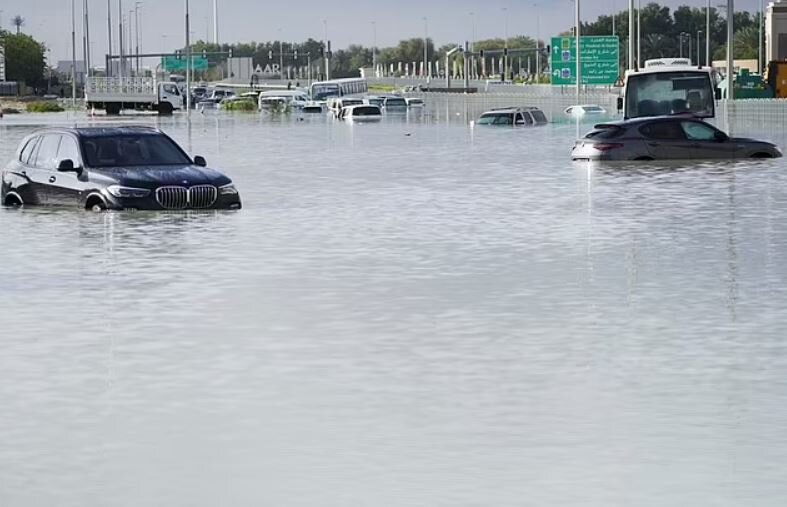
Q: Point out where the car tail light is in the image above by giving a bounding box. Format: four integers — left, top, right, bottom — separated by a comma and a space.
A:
593, 143, 624, 152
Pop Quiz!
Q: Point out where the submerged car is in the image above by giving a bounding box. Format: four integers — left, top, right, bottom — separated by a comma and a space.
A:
476, 107, 548, 126
1, 126, 242, 210
565, 104, 607, 117
571, 116, 782, 161
337, 104, 382, 122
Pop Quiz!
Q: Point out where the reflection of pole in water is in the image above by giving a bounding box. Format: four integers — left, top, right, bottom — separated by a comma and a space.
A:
725, 169, 739, 320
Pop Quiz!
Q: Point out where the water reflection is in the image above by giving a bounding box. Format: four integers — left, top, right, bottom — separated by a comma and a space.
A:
2, 109, 787, 506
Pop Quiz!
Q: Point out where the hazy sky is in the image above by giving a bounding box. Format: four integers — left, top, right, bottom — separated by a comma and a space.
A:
0, 0, 764, 62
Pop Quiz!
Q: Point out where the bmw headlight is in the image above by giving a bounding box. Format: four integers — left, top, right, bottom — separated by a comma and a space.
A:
219, 183, 239, 196
106, 185, 151, 198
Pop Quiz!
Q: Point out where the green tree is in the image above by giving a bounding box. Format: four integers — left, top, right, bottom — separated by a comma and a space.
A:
1, 30, 46, 87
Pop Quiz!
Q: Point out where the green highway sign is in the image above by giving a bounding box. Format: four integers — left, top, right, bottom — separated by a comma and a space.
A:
550, 36, 620, 86
162, 56, 209, 72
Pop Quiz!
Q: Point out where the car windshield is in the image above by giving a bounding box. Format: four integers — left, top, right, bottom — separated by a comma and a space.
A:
81, 134, 192, 168
626, 71, 715, 119
386, 98, 407, 106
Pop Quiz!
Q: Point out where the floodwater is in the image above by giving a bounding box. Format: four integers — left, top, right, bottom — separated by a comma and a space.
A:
2, 107, 787, 506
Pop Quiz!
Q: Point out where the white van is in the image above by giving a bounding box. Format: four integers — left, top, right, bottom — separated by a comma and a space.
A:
338, 104, 382, 122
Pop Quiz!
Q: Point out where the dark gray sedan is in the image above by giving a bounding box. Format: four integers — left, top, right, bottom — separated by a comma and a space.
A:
571, 116, 782, 161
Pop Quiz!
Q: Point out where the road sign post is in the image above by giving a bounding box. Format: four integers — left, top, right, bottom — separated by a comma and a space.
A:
550, 35, 619, 86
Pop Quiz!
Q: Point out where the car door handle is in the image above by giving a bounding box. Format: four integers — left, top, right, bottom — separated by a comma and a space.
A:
49, 176, 56, 183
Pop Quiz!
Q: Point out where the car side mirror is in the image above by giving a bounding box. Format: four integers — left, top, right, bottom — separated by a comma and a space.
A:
57, 159, 82, 174
194, 156, 207, 167
616, 97, 623, 112
715, 88, 722, 100
714, 131, 728, 142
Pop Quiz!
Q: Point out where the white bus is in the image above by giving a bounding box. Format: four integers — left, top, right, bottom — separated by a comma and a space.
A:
618, 59, 720, 120
309, 78, 368, 101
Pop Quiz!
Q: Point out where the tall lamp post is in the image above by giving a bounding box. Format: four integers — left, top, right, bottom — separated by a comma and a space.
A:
628, 0, 634, 70
185, 0, 191, 115
726, 0, 734, 100
575, 0, 581, 103
422, 16, 429, 82
697, 30, 703, 66
534, 3, 541, 82
503, 7, 508, 82
706, 0, 711, 67
371, 21, 377, 75
71, 0, 77, 106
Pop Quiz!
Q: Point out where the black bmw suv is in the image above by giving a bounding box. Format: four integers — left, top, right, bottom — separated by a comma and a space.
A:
1, 126, 241, 211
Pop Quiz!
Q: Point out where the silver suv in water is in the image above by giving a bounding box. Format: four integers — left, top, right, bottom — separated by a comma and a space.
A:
477, 107, 548, 127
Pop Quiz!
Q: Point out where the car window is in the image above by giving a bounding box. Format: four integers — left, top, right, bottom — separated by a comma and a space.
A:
80, 134, 192, 167
57, 136, 82, 166
681, 121, 718, 141
20, 137, 39, 164
639, 121, 686, 140
585, 126, 625, 140
477, 114, 496, 125
531, 110, 548, 123
494, 114, 514, 125
33, 135, 62, 170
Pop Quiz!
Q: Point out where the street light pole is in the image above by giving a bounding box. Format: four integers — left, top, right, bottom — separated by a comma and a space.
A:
371, 21, 377, 74
576, 0, 581, 103
628, 0, 634, 70
706, 0, 711, 67
535, 4, 541, 82
118, 0, 124, 78
697, 30, 702, 66
423, 16, 429, 82
71, 0, 77, 106
213, 0, 218, 44
759, 0, 764, 74
185, 0, 191, 114
503, 7, 508, 82
107, 0, 113, 76
637, 0, 641, 67
726, 0, 734, 99
135, 2, 141, 74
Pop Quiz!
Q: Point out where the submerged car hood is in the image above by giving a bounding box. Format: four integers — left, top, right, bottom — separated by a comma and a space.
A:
89, 164, 232, 188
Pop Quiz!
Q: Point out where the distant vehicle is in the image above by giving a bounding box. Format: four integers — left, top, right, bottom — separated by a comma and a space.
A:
337, 104, 383, 122
199, 88, 235, 106
191, 86, 210, 103
405, 97, 425, 107
618, 59, 719, 119
571, 116, 782, 161
257, 90, 309, 111
85, 77, 183, 115
364, 95, 386, 108
1, 126, 242, 210
301, 101, 325, 113
309, 78, 368, 101
565, 104, 606, 117
476, 107, 548, 126
327, 97, 365, 116
382, 96, 408, 110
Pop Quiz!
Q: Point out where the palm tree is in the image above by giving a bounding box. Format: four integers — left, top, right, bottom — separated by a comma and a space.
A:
12, 15, 24, 35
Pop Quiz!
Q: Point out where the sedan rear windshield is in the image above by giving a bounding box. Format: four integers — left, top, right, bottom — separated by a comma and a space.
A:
584, 125, 625, 139
81, 134, 192, 168
352, 106, 381, 116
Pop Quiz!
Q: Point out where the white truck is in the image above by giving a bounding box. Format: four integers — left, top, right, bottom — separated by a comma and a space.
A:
85, 77, 184, 115
617, 58, 720, 120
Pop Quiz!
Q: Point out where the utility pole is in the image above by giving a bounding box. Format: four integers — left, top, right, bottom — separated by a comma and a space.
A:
576, 0, 581, 103
535, 4, 540, 81
118, 0, 124, 78
759, 0, 764, 74
213, 0, 218, 44
107, 0, 113, 76
612, 0, 616, 35
371, 21, 377, 75
706, 0, 711, 67
84, 0, 92, 77
185, 0, 191, 114
135, 2, 141, 74
637, 0, 641, 68
726, 0, 734, 100
71, 0, 77, 107
503, 7, 508, 82
697, 30, 702, 66
323, 20, 330, 80
82, 0, 88, 81
628, 0, 635, 70
423, 16, 429, 83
